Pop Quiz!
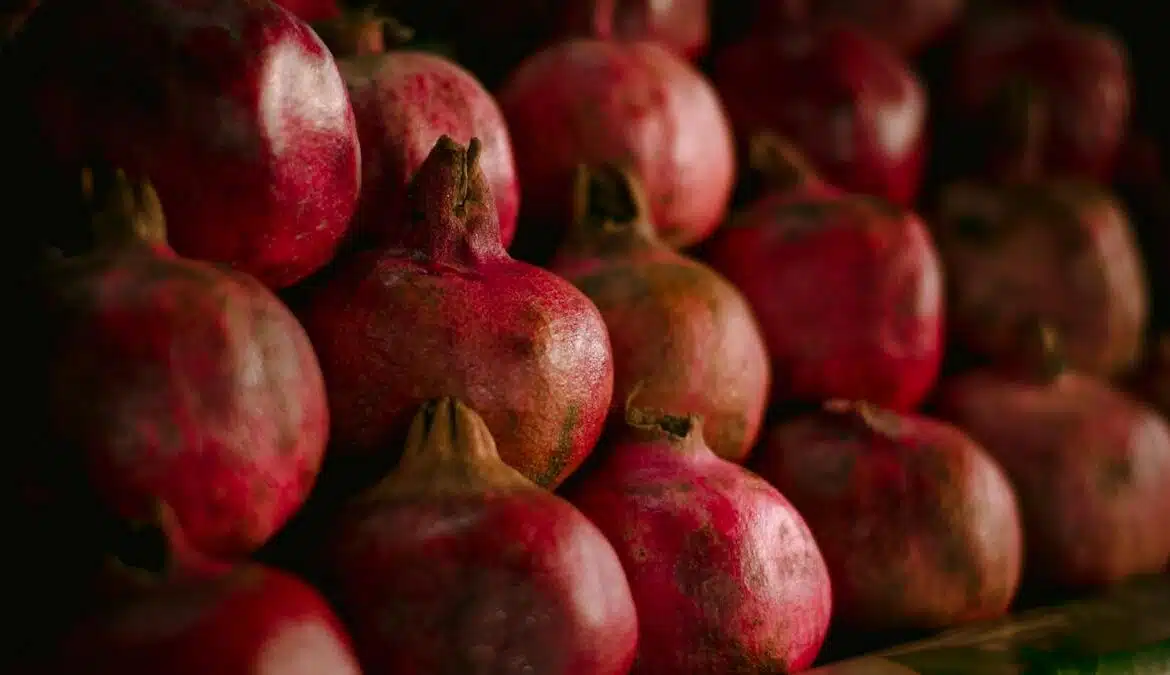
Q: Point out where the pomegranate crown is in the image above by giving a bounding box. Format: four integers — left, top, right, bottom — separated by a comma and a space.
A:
81, 167, 169, 248
398, 135, 506, 264
560, 162, 659, 257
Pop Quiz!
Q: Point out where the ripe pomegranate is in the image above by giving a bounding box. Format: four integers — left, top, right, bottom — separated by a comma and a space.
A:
557, 0, 710, 60
549, 164, 769, 463
12, 0, 360, 288
327, 398, 638, 674
298, 136, 613, 488
754, 401, 1023, 631
934, 335, 1170, 589
498, 38, 735, 262
934, 177, 1147, 377
46, 170, 329, 560
948, 5, 1131, 182
334, 45, 520, 248
713, 20, 927, 207
52, 564, 362, 675
564, 405, 833, 674
705, 135, 944, 411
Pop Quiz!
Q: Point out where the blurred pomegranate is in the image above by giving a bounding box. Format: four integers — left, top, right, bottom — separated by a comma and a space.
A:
714, 20, 927, 206
948, 5, 1131, 182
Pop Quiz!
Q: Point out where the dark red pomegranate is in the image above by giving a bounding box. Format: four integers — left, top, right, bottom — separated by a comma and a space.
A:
327, 397, 638, 674
934, 335, 1170, 589
754, 401, 1023, 631
53, 564, 362, 675
498, 38, 735, 261
564, 405, 833, 673
549, 164, 769, 463
934, 177, 1147, 376
949, 6, 1131, 182
705, 135, 944, 411
46, 170, 329, 560
337, 49, 520, 248
12, 0, 360, 288
713, 20, 927, 207
298, 136, 613, 488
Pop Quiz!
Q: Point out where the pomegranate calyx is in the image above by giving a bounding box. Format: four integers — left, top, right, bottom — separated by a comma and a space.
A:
312, 7, 413, 57
81, 167, 169, 250
1020, 316, 1067, 383
109, 501, 232, 583
824, 399, 903, 438
367, 398, 532, 500
566, 163, 658, 255
748, 131, 819, 194
397, 135, 507, 266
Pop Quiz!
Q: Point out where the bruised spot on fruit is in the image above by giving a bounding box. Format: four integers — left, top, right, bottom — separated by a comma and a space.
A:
1098, 455, 1134, 495
533, 402, 581, 487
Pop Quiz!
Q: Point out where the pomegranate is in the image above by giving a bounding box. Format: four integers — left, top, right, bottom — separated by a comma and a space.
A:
705, 134, 944, 411
563, 404, 833, 674
713, 20, 927, 207
45, 169, 329, 560
948, 5, 1131, 182
754, 401, 1023, 631
549, 164, 769, 463
11, 0, 360, 288
498, 38, 735, 262
934, 330, 1170, 589
52, 564, 362, 675
326, 397, 638, 674
557, 0, 710, 60
298, 136, 612, 488
334, 44, 520, 248
933, 177, 1147, 377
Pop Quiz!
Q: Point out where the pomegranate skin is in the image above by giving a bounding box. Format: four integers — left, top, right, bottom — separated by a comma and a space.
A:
935, 179, 1147, 377
705, 140, 944, 411
754, 404, 1023, 631
342, 51, 519, 248
47, 175, 329, 560
550, 165, 770, 463
13, 0, 361, 289
557, 0, 710, 60
935, 370, 1170, 589
52, 566, 362, 675
713, 22, 927, 207
564, 411, 832, 674
498, 38, 735, 260
949, 9, 1131, 182
298, 137, 613, 488
328, 398, 638, 674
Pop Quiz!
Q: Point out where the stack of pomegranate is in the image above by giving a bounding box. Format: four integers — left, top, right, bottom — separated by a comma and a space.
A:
2, 0, 1168, 672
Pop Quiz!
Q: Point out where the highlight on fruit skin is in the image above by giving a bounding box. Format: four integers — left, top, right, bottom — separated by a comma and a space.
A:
324, 397, 639, 675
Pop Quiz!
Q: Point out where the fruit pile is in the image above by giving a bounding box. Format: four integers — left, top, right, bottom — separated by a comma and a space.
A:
2, 0, 1169, 673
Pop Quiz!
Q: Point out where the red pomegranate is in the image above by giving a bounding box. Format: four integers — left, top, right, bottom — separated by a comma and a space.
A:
564, 405, 833, 674
705, 135, 944, 411
46, 170, 329, 560
327, 398, 638, 674
934, 177, 1147, 377
336, 47, 520, 248
949, 5, 1131, 182
52, 564, 362, 675
298, 136, 613, 488
498, 38, 735, 262
754, 401, 1023, 630
713, 20, 927, 207
549, 164, 770, 463
934, 334, 1170, 589
557, 0, 710, 60
12, 0, 360, 288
